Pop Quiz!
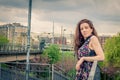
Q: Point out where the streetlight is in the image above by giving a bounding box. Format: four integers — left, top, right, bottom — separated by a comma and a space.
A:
60, 26, 66, 50
61, 27, 66, 69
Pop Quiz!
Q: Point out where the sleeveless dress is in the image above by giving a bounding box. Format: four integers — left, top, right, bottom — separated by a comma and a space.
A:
75, 35, 101, 80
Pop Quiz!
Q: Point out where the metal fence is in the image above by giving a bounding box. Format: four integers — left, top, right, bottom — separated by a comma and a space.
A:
0, 44, 41, 55
0, 44, 40, 52
0, 62, 119, 80
0, 62, 73, 80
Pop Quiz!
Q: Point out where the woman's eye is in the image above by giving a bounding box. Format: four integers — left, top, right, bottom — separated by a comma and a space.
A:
80, 28, 83, 30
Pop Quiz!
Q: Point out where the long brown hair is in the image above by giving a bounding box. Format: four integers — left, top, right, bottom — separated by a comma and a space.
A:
74, 19, 98, 54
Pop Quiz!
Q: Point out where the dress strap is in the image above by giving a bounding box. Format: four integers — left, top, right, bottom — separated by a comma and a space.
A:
85, 35, 93, 42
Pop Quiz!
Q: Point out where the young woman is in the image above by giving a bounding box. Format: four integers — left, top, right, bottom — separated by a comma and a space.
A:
74, 19, 104, 80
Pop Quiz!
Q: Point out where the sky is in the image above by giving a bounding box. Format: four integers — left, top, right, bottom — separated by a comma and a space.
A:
0, 0, 120, 35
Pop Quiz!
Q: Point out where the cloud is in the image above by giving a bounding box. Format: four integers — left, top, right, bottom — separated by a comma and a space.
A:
0, 0, 120, 35
0, 6, 27, 25
0, 0, 27, 9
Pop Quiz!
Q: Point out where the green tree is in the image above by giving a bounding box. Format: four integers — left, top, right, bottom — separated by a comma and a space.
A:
0, 35, 9, 50
104, 33, 120, 67
42, 44, 61, 64
57, 51, 76, 80
0, 35, 9, 45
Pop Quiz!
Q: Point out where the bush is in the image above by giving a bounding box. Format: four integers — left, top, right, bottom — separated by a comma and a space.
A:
42, 44, 61, 64
104, 33, 120, 67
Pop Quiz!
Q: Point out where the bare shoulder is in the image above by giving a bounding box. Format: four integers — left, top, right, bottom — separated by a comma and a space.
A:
90, 35, 99, 42
89, 35, 101, 50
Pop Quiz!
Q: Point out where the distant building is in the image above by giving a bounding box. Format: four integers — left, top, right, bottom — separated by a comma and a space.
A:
39, 32, 75, 44
0, 23, 27, 46
99, 35, 111, 48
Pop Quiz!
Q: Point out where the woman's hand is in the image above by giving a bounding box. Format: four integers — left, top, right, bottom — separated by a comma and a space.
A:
75, 57, 84, 71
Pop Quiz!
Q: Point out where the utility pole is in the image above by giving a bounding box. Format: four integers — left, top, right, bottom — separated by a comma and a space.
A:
61, 26, 63, 46
26, 0, 32, 80
52, 20, 54, 44
70, 31, 73, 50
12, 26, 15, 50
62, 28, 66, 48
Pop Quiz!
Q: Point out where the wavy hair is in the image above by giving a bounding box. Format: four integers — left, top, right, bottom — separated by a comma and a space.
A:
74, 19, 98, 54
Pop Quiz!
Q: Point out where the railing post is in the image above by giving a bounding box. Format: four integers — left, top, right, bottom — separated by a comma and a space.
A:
49, 64, 51, 80
0, 63, 1, 80
88, 61, 97, 80
52, 64, 54, 80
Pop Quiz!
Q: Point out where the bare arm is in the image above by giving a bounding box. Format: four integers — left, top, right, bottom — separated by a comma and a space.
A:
82, 36, 104, 61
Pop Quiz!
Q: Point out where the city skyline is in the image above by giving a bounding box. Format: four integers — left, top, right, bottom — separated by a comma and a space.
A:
0, 0, 120, 35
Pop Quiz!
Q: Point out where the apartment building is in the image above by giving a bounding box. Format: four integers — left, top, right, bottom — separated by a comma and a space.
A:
0, 23, 27, 46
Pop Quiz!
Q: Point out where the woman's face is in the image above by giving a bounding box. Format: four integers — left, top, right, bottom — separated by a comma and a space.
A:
80, 23, 93, 39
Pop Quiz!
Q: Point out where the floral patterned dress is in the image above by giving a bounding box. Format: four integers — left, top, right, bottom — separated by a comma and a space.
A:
75, 35, 96, 80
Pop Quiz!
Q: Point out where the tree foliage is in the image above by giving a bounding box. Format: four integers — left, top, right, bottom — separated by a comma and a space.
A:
104, 33, 120, 67
42, 44, 61, 64
0, 35, 9, 45
54, 51, 76, 79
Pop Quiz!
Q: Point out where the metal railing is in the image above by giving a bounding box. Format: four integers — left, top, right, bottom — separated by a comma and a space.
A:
0, 62, 73, 80
0, 62, 119, 80
0, 44, 41, 55
88, 61, 120, 80
88, 61, 97, 80
0, 44, 40, 51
